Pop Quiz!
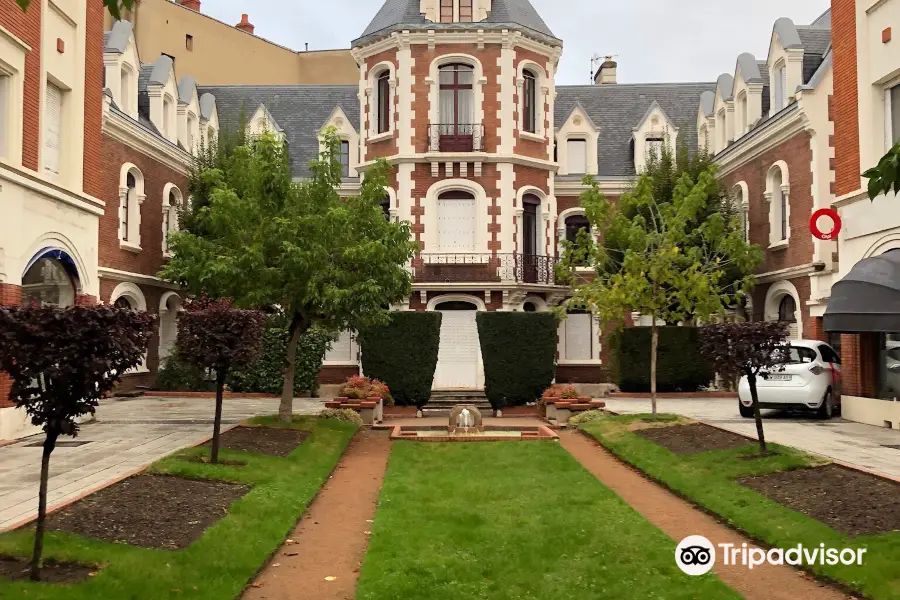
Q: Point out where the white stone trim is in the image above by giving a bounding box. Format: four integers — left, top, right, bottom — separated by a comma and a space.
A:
426, 293, 487, 311
102, 97, 192, 176
516, 185, 549, 256
765, 161, 791, 246
365, 60, 397, 139
763, 279, 803, 339
161, 182, 182, 256
427, 53, 486, 137
516, 59, 547, 138
21, 232, 92, 294
118, 163, 145, 248
318, 106, 360, 178
110, 281, 147, 311
556, 105, 599, 176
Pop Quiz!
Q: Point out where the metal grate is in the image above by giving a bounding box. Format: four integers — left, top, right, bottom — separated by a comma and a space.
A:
25, 440, 92, 448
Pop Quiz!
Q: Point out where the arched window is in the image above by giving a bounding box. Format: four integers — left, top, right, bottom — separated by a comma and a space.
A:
114, 296, 134, 310
187, 113, 196, 151
565, 214, 591, 245
699, 124, 708, 151
22, 251, 78, 307
437, 190, 476, 252
120, 65, 133, 114
778, 295, 797, 323
376, 71, 391, 134
122, 172, 135, 242
737, 91, 749, 136
771, 168, 787, 241
438, 64, 475, 150
732, 185, 749, 241
523, 69, 537, 134
717, 109, 727, 151
163, 186, 182, 252
773, 61, 787, 112
163, 95, 174, 138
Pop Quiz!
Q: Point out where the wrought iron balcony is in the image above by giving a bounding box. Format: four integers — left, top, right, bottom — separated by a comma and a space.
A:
427, 124, 485, 153
413, 253, 560, 285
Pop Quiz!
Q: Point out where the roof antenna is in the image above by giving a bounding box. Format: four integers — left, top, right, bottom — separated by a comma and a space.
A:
590, 53, 618, 83
304, 42, 309, 52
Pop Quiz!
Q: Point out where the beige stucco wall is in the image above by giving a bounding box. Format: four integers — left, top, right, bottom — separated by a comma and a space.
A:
841, 396, 900, 429
114, 0, 357, 85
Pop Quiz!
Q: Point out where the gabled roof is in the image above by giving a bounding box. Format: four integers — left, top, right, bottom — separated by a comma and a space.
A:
560, 101, 599, 131
355, 0, 557, 44
555, 82, 715, 178
178, 76, 198, 105
104, 20, 133, 54
698, 91, 715, 117
251, 103, 284, 133
772, 17, 803, 49
147, 55, 174, 87
715, 73, 734, 102
200, 85, 360, 178
736, 53, 763, 84
199, 93, 217, 121
633, 100, 673, 133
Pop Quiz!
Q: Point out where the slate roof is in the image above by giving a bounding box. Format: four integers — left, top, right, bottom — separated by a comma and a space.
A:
199, 85, 360, 178
556, 83, 716, 178
356, 0, 556, 44
797, 26, 831, 84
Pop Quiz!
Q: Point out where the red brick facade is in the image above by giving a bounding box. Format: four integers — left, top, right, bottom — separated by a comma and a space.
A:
831, 0, 861, 197
0, 0, 41, 170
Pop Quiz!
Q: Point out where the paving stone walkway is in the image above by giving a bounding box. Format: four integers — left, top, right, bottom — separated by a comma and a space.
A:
0, 396, 323, 531
605, 397, 900, 480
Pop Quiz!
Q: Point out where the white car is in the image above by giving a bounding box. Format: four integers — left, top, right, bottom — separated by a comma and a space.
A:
738, 339, 842, 419
886, 342, 900, 398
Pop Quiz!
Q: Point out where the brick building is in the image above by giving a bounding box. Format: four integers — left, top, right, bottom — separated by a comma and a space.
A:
822, 0, 900, 427
202, 0, 715, 388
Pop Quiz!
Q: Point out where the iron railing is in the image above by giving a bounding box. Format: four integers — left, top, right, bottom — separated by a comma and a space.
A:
413, 253, 560, 285
427, 123, 485, 152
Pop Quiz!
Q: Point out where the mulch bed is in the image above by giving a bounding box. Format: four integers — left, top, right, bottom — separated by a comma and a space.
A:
205, 426, 309, 458
0, 556, 95, 584
635, 423, 754, 455
47, 474, 249, 550
739, 464, 900, 537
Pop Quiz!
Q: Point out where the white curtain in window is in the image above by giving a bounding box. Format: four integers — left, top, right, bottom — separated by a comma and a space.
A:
440, 88, 454, 124
44, 83, 62, 176
567, 139, 587, 174
457, 88, 474, 125
565, 314, 593, 361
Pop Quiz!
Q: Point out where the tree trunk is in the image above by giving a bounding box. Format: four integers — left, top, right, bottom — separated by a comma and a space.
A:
31, 430, 59, 581
280, 312, 310, 422
650, 319, 659, 417
211, 370, 226, 464
747, 373, 767, 456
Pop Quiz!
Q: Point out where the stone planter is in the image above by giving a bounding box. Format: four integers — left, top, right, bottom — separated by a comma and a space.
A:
367, 397, 384, 423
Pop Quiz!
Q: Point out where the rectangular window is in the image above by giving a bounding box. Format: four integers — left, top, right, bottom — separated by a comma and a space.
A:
0, 73, 7, 158
883, 333, 900, 400
339, 140, 350, 177
889, 84, 900, 146
773, 66, 785, 112
377, 74, 390, 134
459, 0, 473, 22
567, 139, 587, 174
185, 34, 193, 51
440, 0, 453, 22
647, 137, 664, 161
43, 82, 62, 176
523, 72, 536, 134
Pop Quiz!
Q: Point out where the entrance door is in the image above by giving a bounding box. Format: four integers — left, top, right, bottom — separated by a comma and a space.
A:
522, 195, 540, 283
433, 302, 481, 389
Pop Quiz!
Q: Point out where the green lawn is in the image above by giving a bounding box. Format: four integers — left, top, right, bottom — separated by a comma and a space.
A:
0, 416, 356, 600
356, 441, 739, 600
581, 414, 900, 600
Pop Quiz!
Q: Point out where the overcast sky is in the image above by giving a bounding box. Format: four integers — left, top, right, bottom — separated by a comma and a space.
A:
197, 0, 830, 85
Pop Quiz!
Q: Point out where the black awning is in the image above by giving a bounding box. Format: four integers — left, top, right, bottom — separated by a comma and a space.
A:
824, 250, 900, 333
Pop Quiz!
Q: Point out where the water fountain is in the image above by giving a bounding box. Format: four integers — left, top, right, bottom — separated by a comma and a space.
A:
390, 404, 557, 442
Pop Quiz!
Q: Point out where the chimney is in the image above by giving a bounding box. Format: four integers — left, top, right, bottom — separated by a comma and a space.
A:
594, 59, 617, 85
178, 0, 201, 11
236, 13, 255, 34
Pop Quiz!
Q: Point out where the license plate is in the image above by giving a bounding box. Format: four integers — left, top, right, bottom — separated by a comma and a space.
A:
766, 374, 792, 381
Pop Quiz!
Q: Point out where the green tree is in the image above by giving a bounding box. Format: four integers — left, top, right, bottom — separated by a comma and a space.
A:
864, 144, 900, 200
559, 166, 760, 415
161, 130, 418, 421
17, 0, 132, 18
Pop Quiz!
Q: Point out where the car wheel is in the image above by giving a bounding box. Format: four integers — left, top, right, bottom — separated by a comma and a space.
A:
739, 401, 754, 418
817, 390, 834, 420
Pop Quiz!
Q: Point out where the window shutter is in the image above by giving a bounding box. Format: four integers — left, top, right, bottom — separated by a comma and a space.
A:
565, 314, 593, 361
567, 139, 587, 174
44, 83, 62, 176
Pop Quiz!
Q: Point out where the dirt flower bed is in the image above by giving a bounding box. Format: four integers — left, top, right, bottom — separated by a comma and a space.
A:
206, 426, 309, 457
635, 423, 753, 455
0, 556, 96, 584
739, 464, 900, 537
47, 474, 249, 550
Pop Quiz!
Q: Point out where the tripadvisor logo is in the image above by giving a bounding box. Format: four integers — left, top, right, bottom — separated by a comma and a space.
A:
675, 535, 867, 575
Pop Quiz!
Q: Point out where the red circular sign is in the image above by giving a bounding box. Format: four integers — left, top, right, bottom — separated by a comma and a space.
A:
810, 208, 842, 241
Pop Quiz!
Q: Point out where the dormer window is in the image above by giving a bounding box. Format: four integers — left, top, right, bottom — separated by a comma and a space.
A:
567, 139, 587, 174
773, 62, 787, 112
438, 0, 474, 23
647, 137, 664, 161
120, 65, 133, 114
737, 92, 748, 136
459, 0, 473, 22
163, 95, 174, 138
339, 140, 350, 177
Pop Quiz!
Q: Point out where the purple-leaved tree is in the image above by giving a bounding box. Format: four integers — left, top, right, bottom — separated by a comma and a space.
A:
699, 321, 789, 456
175, 298, 265, 463
0, 305, 154, 580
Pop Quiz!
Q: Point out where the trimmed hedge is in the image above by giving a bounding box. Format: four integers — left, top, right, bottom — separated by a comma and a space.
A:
357, 312, 442, 407
611, 326, 713, 393
155, 321, 332, 396
476, 312, 557, 409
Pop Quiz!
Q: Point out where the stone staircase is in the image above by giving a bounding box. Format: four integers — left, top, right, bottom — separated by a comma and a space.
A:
421, 390, 491, 417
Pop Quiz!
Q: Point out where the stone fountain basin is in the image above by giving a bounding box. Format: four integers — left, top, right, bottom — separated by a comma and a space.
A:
390, 424, 558, 442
